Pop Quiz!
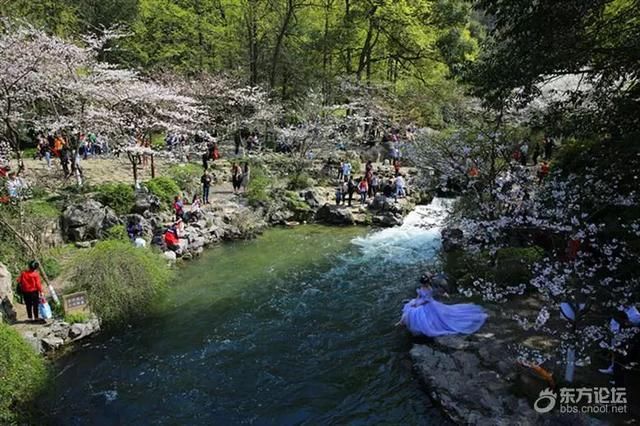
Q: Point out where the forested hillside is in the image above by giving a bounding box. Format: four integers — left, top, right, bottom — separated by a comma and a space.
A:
1, 0, 482, 126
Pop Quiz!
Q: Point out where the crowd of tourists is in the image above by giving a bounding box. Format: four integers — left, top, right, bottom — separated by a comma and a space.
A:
334, 148, 408, 208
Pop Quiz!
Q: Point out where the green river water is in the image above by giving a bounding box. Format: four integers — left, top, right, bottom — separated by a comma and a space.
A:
44, 203, 452, 425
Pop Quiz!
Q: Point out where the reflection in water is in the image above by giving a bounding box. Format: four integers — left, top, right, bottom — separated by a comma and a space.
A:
44, 199, 453, 425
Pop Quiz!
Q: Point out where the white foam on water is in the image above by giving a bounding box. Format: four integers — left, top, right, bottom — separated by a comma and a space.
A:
351, 197, 455, 265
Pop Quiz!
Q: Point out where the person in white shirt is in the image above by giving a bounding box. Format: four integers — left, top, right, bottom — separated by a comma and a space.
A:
394, 175, 406, 199
342, 161, 352, 181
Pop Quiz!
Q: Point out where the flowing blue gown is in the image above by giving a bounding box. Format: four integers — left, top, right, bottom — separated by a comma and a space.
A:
401, 288, 487, 337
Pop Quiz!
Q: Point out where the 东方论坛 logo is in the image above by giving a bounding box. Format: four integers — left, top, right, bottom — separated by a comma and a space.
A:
534, 386, 627, 415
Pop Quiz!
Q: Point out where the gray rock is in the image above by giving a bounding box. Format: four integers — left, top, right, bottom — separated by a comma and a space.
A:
75, 241, 92, 248
62, 200, 121, 241
163, 251, 177, 262
0, 263, 17, 322
69, 323, 86, 339
315, 204, 355, 225
301, 189, 324, 208
133, 191, 161, 214
21, 332, 43, 354
189, 236, 206, 251
372, 213, 403, 227
42, 335, 65, 351
411, 344, 540, 425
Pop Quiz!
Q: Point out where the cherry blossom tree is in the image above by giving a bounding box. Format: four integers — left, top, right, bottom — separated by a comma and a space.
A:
0, 19, 94, 161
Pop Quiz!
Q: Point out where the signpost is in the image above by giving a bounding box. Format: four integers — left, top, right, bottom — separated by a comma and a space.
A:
62, 291, 89, 314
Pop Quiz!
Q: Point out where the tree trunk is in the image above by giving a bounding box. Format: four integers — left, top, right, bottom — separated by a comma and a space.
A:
344, 0, 352, 74
245, 0, 259, 86
321, 0, 333, 105
356, 7, 377, 81
0, 215, 59, 305
269, 0, 295, 89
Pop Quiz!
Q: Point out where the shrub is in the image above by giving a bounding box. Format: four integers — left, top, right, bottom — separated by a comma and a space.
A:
144, 177, 181, 207
246, 166, 270, 206
104, 225, 129, 241
41, 257, 61, 280
168, 163, 202, 196
0, 322, 49, 424
66, 240, 172, 327
94, 183, 135, 215
495, 246, 544, 285
287, 172, 311, 190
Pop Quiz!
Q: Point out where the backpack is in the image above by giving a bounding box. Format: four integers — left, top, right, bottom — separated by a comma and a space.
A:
15, 282, 24, 304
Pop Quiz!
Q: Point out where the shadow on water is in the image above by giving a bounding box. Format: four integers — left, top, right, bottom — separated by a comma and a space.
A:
42, 202, 455, 425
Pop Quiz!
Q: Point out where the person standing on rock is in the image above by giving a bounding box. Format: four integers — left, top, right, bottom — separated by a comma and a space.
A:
346, 176, 356, 207
358, 177, 369, 205
394, 174, 406, 200
17, 260, 43, 322
342, 161, 352, 182
241, 163, 250, 193
201, 171, 212, 204
371, 173, 380, 197
335, 183, 343, 205
231, 163, 243, 195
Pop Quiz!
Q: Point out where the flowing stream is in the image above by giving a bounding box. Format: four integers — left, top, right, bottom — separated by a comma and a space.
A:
43, 199, 453, 425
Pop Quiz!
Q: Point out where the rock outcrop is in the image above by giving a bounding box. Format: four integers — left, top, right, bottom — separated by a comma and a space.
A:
62, 200, 121, 241
20, 315, 101, 354
315, 204, 355, 225
0, 263, 17, 322
133, 191, 162, 214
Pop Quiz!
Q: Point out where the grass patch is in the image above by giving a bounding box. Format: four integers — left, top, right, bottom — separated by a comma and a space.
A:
104, 224, 129, 241
0, 322, 49, 424
64, 312, 89, 324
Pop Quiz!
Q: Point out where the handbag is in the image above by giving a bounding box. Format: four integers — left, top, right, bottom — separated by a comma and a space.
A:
39, 298, 53, 320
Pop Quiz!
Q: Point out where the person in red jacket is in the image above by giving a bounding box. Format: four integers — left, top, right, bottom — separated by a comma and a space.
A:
164, 223, 181, 253
17, 260, 43, 321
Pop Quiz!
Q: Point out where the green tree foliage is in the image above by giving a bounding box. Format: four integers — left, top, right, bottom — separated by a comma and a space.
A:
0, 322, 49, 424
2, 0, 482, 127
67, 240, 172, 327
471, 0, 639, 136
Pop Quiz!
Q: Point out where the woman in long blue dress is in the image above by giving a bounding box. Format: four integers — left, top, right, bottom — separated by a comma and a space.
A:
397, 280, 488, 337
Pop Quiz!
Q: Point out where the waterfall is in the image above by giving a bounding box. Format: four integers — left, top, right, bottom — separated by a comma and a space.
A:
351, 197, 455, 265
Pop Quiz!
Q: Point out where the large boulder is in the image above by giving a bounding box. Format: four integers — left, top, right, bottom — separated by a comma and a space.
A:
0, 263, 17, 322
315, 204, 355, 225
133, 191, 162, 214
369, 195, 404, 214
62, 200, 121, 241
300, 188, 325, 209
372, 213, 403, 227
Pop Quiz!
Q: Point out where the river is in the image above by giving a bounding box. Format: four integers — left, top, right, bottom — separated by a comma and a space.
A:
43, 199, 453, 425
